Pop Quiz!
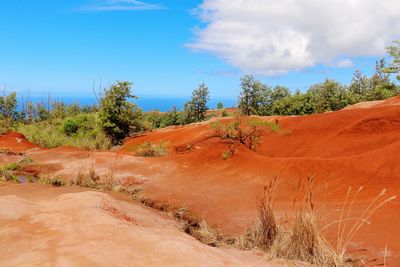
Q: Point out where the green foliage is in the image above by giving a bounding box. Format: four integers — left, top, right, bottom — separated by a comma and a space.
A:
0, 92, 17, 133
62, 115, 91, 136
0, 119, 11, 135
239, 75, 271, 116
217, 102, 224, 109
3, 162, 20, 171
63, 118, 79, 136
221, 109, 228, 117
384, 40, 400, 81
183, 83, 210, 123
238, 58, 399, 117
134, 141, 168, 157
0, 92, 17, 120
18, 113, 112, 150
307, 79, 350, 112
211, 117, 279, 150
99, 81, 143, 145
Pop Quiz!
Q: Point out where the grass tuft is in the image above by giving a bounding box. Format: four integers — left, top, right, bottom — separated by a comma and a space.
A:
134, 141, 168, 157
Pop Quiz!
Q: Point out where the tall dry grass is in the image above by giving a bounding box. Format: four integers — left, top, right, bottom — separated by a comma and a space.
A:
234, 176, 395, 266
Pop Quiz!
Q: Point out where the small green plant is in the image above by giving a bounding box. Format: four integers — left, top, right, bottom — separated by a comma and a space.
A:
222, 151, 230, 160
3, 162, 21, 171
221, 109, 228, 117
135, 142, 168, 157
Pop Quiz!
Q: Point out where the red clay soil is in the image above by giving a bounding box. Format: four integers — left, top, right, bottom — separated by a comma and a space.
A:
1, 96, 400, 265
0, 183, 277, 267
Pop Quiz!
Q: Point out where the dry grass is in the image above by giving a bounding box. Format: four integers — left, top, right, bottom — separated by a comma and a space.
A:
231, 176, 395, 267
72, 165, 100, 188
321, 187, 396, 266
134, 142, 168, 157
38, 174, 67, 187
190, 219, 222, 247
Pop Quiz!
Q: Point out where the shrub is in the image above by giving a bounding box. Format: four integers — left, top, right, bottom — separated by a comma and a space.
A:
99, 81, 143, 145
63, 118, 80, 136
72, 167, 100, 188
18, 114, 112, 150
211, 117, 280, 150
135, 142, 168, 157
39, 175, 66, 187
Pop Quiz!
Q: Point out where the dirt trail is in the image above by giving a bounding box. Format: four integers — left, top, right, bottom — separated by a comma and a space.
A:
1, 96, 400, 265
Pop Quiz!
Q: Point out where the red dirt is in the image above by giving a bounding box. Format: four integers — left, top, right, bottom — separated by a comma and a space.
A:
1, 96, 400, 265
0, 132, 38, 153
0, 184, 276, 266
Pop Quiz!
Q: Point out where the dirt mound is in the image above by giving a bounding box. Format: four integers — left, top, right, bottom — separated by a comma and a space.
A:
0, 184, 277, 267
0, 131, 39, 153
344, 96, 400, 110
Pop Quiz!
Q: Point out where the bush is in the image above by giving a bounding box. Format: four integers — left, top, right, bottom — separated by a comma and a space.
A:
63, 118, 79, 136
39, 175, 67, 187
211, 117, 280, 150
135, 142, 168, 157
99, 81, 143, 145
18, 113, 112, 150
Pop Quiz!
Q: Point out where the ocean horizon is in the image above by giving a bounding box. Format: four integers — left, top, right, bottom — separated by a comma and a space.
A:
15, 94, 238, 112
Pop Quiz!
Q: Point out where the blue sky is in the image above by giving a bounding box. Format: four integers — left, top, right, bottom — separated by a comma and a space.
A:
0, 0, 399, 104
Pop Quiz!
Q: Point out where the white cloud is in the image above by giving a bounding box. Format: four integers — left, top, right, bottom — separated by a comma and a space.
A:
333, 58, 354, 68
187, 0, 400, 75
82, 0, 164, 11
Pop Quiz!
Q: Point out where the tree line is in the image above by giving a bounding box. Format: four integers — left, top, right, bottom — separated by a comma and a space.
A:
1, 41, 399, 147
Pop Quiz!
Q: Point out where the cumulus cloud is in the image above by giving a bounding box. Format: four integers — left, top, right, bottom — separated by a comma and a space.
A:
82, 0, 164, 11
187, 0, 400, 75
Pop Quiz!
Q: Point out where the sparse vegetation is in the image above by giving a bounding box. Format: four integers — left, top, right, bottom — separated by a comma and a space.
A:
134, 141, 168, 157
231, 177, 396, 266
222, 150, 230, 160
18, 114, 112, 150
39, 174, 67, 187
0, 159, 36, 183
211, 117, 280, 150
72, 166, 100, 188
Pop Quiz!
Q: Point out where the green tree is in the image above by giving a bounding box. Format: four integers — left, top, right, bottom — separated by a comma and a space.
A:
308, 79, 349, 113
217, 102, 224, 109
238, 75, 271, 115
368, 59, 398, 100
99, 81, 143, 145
0, 92, 17, 120
164, 105, 180, 126
184, 83, 210, 123
384, 40, 400, 81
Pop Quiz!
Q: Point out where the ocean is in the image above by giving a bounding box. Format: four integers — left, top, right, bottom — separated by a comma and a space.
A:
16, 95, 238, 112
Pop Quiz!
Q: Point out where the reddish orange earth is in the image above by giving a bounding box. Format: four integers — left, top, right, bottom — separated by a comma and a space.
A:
0, 183, 277, 266
1, 96, 400, 265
